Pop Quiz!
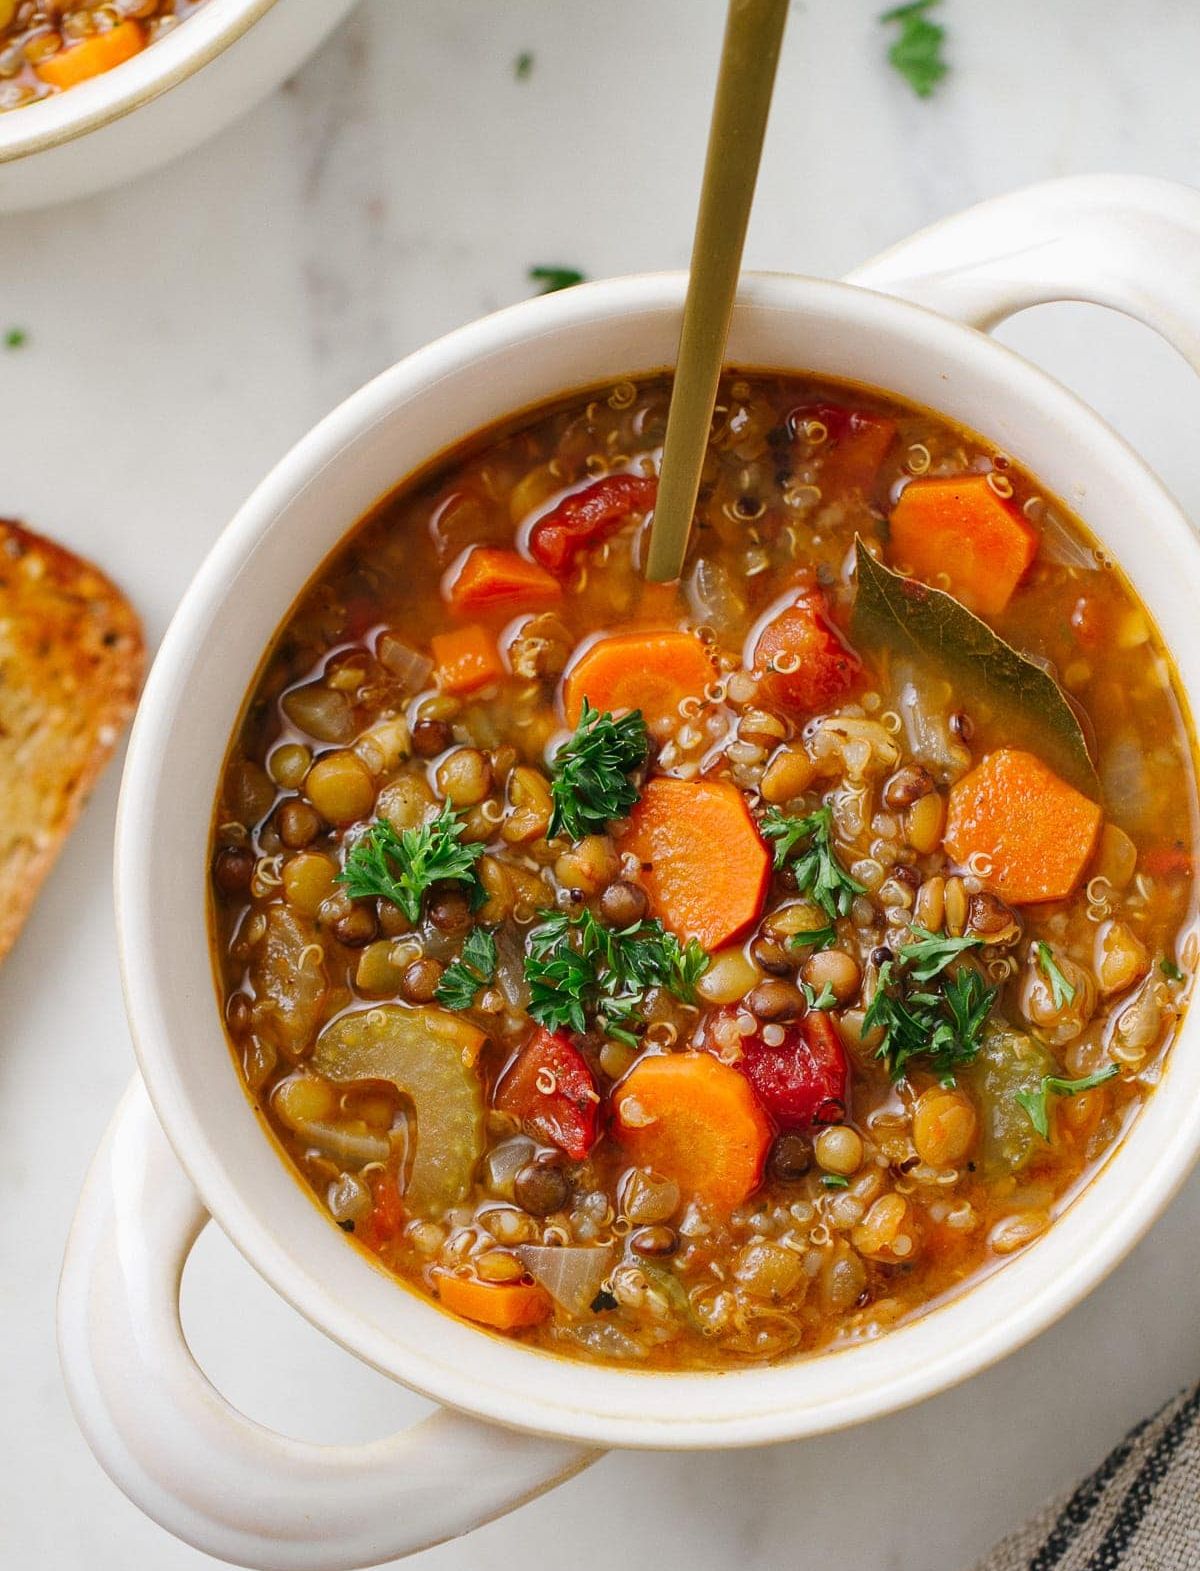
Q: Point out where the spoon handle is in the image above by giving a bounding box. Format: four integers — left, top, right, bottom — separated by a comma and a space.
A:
645, 0, 789, 583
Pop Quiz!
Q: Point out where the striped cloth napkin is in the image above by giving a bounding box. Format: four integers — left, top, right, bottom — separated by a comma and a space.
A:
973, 1383, 1200, 1571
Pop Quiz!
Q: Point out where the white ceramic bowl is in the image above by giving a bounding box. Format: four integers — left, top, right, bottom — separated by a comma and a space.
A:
59, 176, 1200, 1571
0, 0, 358, 211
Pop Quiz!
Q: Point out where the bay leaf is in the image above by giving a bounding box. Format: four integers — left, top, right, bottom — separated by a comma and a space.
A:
851, 540, 1099, 796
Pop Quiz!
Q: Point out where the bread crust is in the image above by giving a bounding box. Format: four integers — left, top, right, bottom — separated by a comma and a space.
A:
0, 519, 144, 961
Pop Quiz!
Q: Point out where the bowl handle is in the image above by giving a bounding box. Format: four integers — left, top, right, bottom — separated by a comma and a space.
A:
57, 1079, 599, 1571
846, 172, 1200, 366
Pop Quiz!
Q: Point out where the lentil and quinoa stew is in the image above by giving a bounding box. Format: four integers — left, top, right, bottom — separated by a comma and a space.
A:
211, 371, 1197, 1369
0, 0, 207, 109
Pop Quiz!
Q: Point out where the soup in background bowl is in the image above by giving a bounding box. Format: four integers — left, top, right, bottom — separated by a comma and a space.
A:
0, 1, 210, 111
210, 369, 1197, 1371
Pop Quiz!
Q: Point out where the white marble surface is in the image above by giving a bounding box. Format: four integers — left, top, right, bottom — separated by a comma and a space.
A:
3, 2, 1200, 1567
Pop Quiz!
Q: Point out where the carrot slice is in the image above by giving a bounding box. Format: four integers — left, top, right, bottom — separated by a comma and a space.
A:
888, 473, 1037, 617
431, 624, 504, 695
944, 748, 1103, 904
435, 1273, 552, 1330
619, 777, 769, 949
562, 630, 714, 734
35, 20, 145, 88
612, 1053, 771, 1213
445, 548, 562, 614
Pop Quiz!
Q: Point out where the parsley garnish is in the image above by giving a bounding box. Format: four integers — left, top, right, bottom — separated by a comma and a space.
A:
789, 921, 838, 953
899, 925, 983, 983
1015, 1065, 1120, 1140
4, 327, 26, 349
864, 947, 997, 1082
1161, 957, 1185, 983
514, 50, 534, 79
548, 700, 648, 840
338, 807, 483, 924
1036, 942, 1077, 1008
881, 0, 947, 98
524, 907, 706, 1046
529, 265, 586, 294
435, 926, 498, 1010
801, 980, 838, 1011
761, 804, 865, 922
822, 1174, 850, 1190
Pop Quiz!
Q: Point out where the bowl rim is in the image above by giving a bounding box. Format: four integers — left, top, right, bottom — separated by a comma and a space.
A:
0, 0, 279, 161
115, 269, 1200, 1448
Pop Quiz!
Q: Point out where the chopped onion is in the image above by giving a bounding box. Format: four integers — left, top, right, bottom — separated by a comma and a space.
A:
517, 1243, 617, 1316
377, 633, 434, 692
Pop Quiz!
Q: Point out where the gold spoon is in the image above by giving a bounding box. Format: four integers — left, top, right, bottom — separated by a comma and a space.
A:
645, 0, 789, 584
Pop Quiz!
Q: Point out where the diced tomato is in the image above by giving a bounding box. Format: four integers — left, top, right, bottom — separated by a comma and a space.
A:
750, 588, 863, 716
358, 1169, 404, 1250
789, 403, 897, 497
527, 474, 658, 575
718, 1009, 849, 1131
494, 1027, 600, 1160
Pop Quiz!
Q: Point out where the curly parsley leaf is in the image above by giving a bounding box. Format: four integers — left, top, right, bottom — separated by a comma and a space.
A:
865, 944, 998, 1082
549, 700, 648, 840
529, 265, 586, 294
1036, 942, 1077, 1009
524, 906, 705, 1045
435, 926, 498, 1011
761, 804, 864, 921
881, 0, 947, 99
338, 806, 483, 924
4, 327, 27, 350
1016, 1064, 1120, 1140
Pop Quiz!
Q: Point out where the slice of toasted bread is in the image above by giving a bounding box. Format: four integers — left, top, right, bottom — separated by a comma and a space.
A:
0, 519, 144, 962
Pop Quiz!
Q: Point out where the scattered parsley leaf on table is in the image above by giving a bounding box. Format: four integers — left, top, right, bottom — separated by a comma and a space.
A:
881, 0, 948, 99
4, 327, 27, 349
549, 700, 648, 840
514, 50, 534, 80
529, 266, 586, 294
338, 806, 483, 924
436, 926, 498, 1010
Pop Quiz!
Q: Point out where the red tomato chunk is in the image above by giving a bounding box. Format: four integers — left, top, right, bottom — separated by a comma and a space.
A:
495, 1027, 600, 1160
527, 474, 658, 574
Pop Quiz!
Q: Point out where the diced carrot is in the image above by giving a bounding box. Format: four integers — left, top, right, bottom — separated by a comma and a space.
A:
612, 1053, 771, 1213
444, 548, 561, 615
562, 630, 715, 735
790, 403, 897, 496
431, 624, 505, 695
435, 1272, 552, 1330
35, 20, 145, 88
619, 777, 769, 949
751, 588, 863, 717
944, 748, 1103, 904
888, 473, 1038, 617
